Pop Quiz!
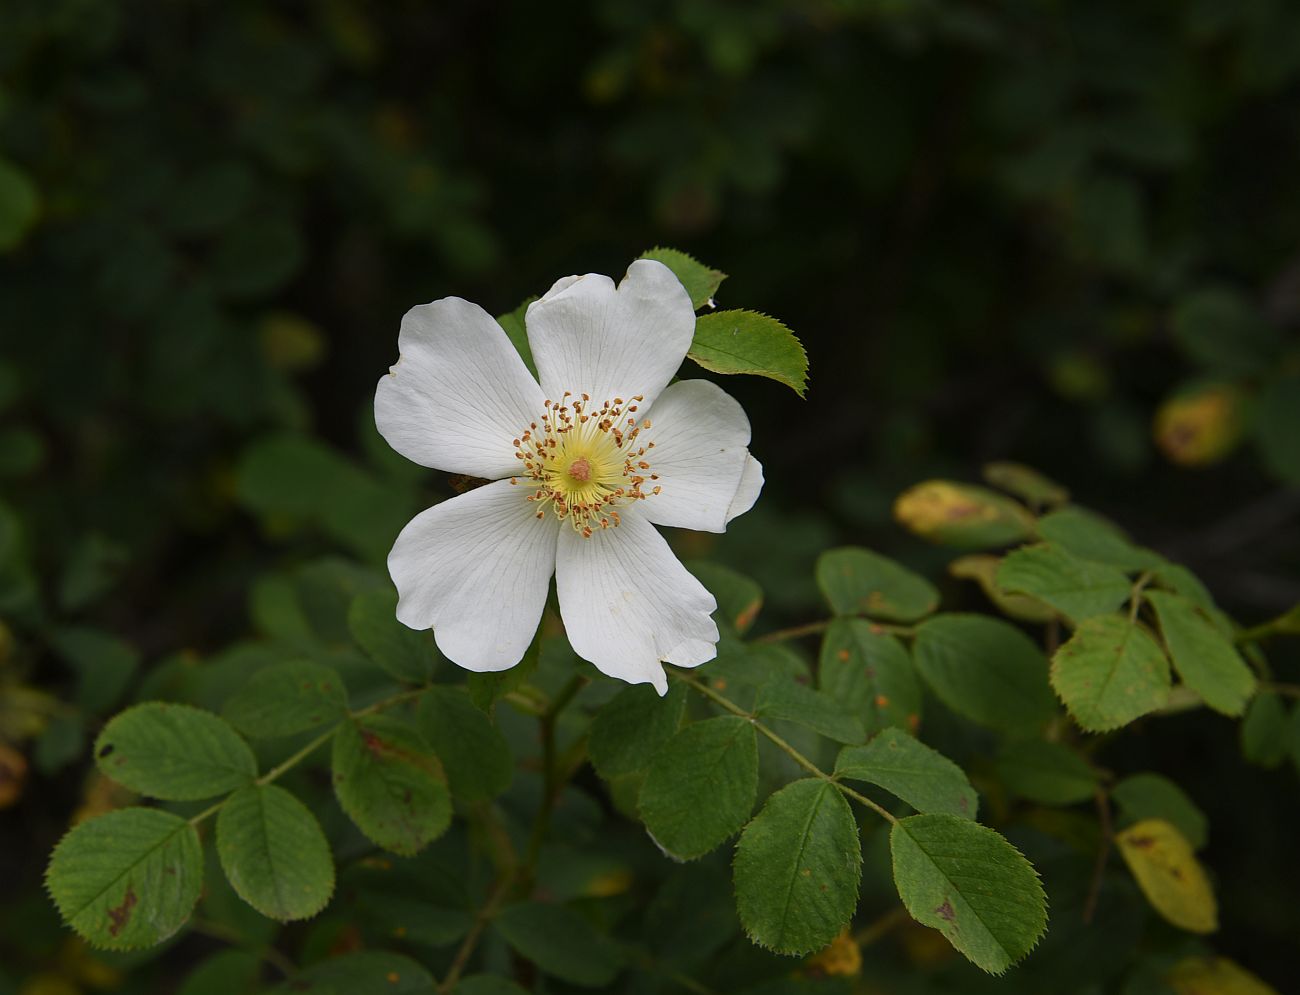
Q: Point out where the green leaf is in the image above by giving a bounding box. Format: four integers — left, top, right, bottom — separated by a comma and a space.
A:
496, 296, 537, 377
212, 217, 304, 299
733, 778, 861, 955
0, 157, 40, 251
948, 554, 1056, 624
455, 978, 530, 995
236, 434, 416, 561
0, 426, 44, 477
272, 952, 435, 994
1166, 956, 1283, 995
894, 480, 1036, 549
588, 682, 687, 779
1241, 692, 1290, 768
818, 619, 922, 734
216, 784, 334, 921
890, 813, 1047, 974
996, 544, 1131, 623
1150, 561, 1219, 614
1050, 614, 1171, 732
996, 740, 1096, 805
835, 728, 977, 818
1171, 286, 1280, 377
95, 703, 257, 800
1035, 508, 1157, 571
1112, 773, 1208, 849
981, 462, 1069, 508
688, 310, 808, 396
1255, 374, 1300, 484
331, 715, 450, 856
177, 950, 262, 995
222, 660, 348, 739
467, 634, 539, 710
58, 534, 129, 612
1145, 591, 1256, 716
815, 546, 939, 622
348, 588, 436, 683
641, 247, 727, 310
1115, 819, 1217, 933
687, 561, 763, 634
163, 161, 254, 237
638, 716, 758, 859
912, 615, 1057, 733
46, 808, 203, 950
416, 686, 513, 801
51, 627, 140, 713
494, 902, 623, 987
753, 680, 866, 744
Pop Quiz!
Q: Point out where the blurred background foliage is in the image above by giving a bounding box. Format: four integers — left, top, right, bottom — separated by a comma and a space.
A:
2, 0, 1299, 992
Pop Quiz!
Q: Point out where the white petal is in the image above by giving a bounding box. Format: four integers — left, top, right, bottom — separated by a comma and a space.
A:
555, 509, 718, 694
388, 479, 557, 673
726, 452, 765, 524
525, 259, 696, 409
637, 380, 751, 534
375, 297, 545, 478
664, 638, 717, 669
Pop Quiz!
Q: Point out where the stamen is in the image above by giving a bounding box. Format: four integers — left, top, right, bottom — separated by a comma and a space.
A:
511, 391, 661, 537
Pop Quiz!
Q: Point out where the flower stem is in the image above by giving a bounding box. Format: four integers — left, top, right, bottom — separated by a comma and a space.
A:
443, 675, 589, 990
523, 675, 588, 867
676, 674, 897, 826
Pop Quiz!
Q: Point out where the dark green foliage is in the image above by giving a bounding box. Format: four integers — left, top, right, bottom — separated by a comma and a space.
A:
9, 2, 1300, 992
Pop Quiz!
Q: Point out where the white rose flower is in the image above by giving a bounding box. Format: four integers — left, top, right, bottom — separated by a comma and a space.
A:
375, 259, 763, 693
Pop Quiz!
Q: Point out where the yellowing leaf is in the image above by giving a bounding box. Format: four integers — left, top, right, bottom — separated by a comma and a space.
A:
805, 928, 862, 977
1166, 955, 1281, 995
1115, 818, 1217, 933
1154, 383, 1245, 467
894, 481, 1035, 549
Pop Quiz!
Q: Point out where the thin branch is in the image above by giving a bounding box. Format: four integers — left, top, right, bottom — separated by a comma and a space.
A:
187, 687, 427, 828
753, 620, 831, 644
853, 906, 908, 946
1083, 786, 1113, 924
1128, 571, 1153, 625
675, 674, 898, 826
187, 916, 297, 977
437, 873, 515, 994
1261, 681, 1300, 699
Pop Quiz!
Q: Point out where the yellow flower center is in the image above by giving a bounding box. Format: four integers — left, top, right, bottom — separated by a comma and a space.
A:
512, 392, 660, 537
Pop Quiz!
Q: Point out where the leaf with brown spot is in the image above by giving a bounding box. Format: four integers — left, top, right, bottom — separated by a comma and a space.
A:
46, 807, 202, 950
331, 715, 450, 856
816, 547, 939, 623
890, 813, 1046, 974
1116, 818, 1217, 934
